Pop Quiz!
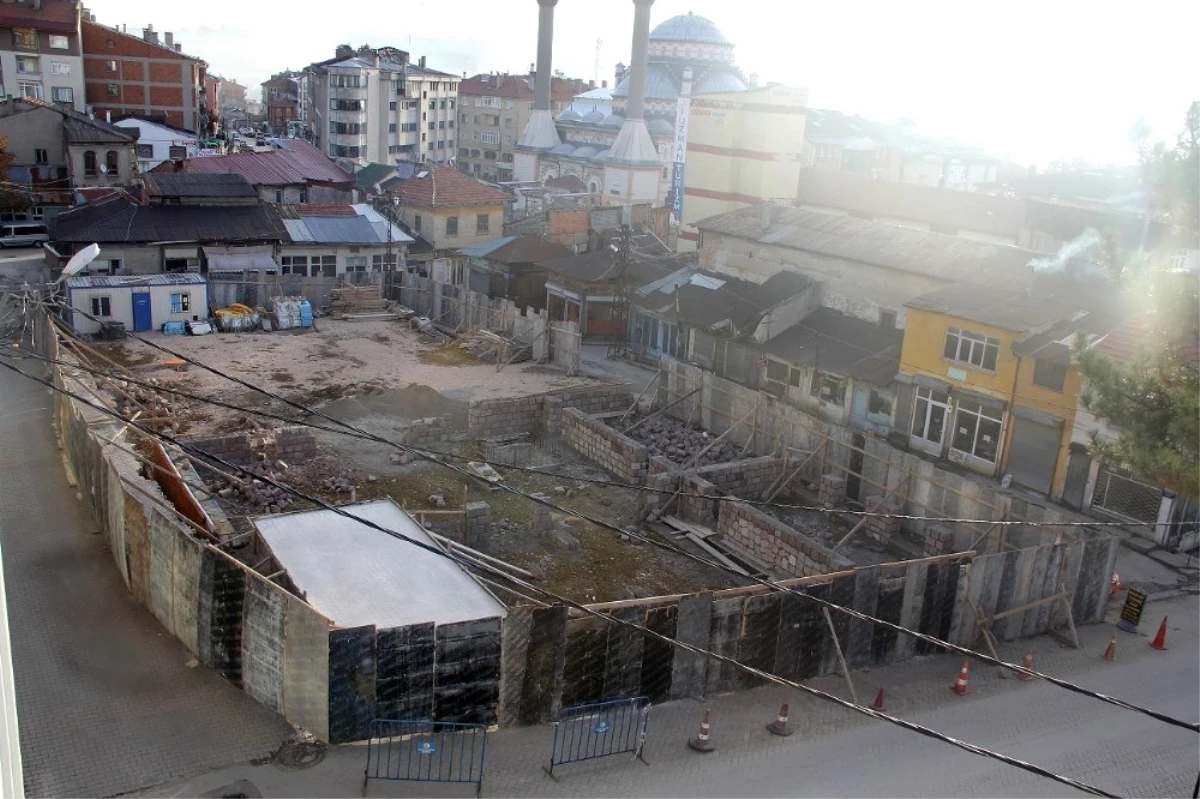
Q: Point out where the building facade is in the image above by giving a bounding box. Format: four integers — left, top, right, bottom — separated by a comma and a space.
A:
386, 164, 511, 258
305, 45, 457, 167
456, 71, 587, 182
261, 71, 299, 134
80, 17, 209, 134
0, 0, 85, 111
114, 117, 199, 172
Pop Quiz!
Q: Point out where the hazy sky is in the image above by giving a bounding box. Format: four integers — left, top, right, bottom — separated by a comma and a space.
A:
87, 0, 1197, 167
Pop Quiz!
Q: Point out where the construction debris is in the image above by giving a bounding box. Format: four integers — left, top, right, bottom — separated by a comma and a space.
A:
622, 416, 740, 466
328, 286, 389, 316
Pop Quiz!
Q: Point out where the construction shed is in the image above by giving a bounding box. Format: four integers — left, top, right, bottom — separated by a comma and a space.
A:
64, 273, 209, 335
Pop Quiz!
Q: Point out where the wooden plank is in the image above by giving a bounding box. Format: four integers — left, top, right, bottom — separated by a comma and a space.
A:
687, 532, 749, 576
663, 516, 716, 539
834, 476, 908, 550
762, 441, 825, 502
821, 607, 859, 705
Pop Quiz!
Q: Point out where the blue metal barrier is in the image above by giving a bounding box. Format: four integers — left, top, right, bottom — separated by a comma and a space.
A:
545, 696, 651, 780
362, 718, 489, 796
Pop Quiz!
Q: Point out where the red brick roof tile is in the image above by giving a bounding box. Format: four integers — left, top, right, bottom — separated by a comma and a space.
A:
389, 165, 511, 209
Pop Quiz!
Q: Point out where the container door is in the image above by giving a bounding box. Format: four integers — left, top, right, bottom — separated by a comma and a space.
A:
131, 292, 152, 331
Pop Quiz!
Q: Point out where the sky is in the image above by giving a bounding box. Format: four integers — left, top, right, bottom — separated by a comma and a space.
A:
86, 0, 1198, 168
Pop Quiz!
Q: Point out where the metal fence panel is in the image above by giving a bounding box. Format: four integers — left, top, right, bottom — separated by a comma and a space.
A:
363, 719, 488, 796
1093, 469, 1162, 524
545, 696, 650, 780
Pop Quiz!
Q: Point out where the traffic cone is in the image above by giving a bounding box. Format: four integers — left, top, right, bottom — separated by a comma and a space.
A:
871, 687, 886, 711
766, 703, 793, 737
1017, 652, 1035, 681
1101, 633, 1117, 661
687, 709, 714, 752
951, 660, 970, 696
1110, 570, 1123, 596
1149, 616, 1169, 651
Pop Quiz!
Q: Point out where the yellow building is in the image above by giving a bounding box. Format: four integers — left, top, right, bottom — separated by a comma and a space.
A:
388, 164, 511, 257
895, 283, 1098, 498
677, 83, 809, 250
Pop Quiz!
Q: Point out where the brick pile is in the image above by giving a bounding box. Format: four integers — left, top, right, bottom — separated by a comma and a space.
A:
718, 501, 854, 577
861, 495, 903, 546
818, 473, 846, 509
561, 408, 648, 484
924, 523, 971, 556
399, 415, 455, 446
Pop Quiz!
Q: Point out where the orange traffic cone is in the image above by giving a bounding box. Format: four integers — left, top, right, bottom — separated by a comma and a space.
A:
951, 660, 970, 696
688, 709, 714, 752
1017, 652, 1035, 681
1101, 633, 1117, 661
766, 703, 793, 737
871, 687, 886, 711
1110, 571, 1123, 596
1149, 616, 1169, 651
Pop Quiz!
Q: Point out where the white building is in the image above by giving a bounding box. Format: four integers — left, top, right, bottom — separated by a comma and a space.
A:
65, 273, 209, 335
304, 45, 458, 167
566, 85, 613, 117
114, 117, 201, 172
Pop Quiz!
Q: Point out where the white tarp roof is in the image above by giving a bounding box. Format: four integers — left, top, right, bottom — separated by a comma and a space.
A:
255, 499, 506, 629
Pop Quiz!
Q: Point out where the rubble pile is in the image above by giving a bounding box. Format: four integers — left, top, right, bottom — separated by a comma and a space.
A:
621, 416, 740, 466
106, 377, 178, 431
208, 464, 298, 514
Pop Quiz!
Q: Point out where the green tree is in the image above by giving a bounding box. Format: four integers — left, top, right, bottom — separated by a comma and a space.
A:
1074, 103, 1200, 497
0, 132, 23, 213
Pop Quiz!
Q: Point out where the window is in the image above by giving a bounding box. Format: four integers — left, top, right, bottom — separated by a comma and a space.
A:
50, 61, 70, 75
106, 83, 120, 96
168, 145, 186, 160
476, 213, 489, 234
459, 147, 469, 157
460, 113, 467, 123
12, 28, 37, 48
448, 120, 454, 129
480, 130, 499, 144
879, 309, 897, 329
911, 386, 950, 446
439, 99, 446, 109
809, 372, 848, 406
315, 255, 337, 277
345, 255, 368, 273
330, 99, 363, 111
333, 144, 361, 157
868, 389, 893, 417
132, 143, 152, 160
428, 100, 436, 110
299, 188, 308, 203
34, 149, 48, 165
329, 74, 361, 88
445, 216, 458, 236
428, 122, 435, 131
449, 99, 454, 109
89, 296, 111, 317
388, 123, 397, 133
83, 150, 97, 176
329, 121, 362, 135
105, 59, 118, 72
49, 34, 69, 49
951, 400, 1003, 463
439, 120, 445, 129
765, 359, 788, 383
105, 150, 119, 174
470, 148, 480, 157
413, 214, 421, 232
275, 189, 284, 203
389, 101, 397, 111
943, 326, 999, 371
280, 255, 309, 276
437, 140, 445, 149
17, 81, 42, 99
504, 117, 512, 127
372, 253, 398, 270
484, 149, 496, 160
51, 87, 73, 103
1032, 358, 1067, 392
169, 293, 191, 313
15, 56, 38, 74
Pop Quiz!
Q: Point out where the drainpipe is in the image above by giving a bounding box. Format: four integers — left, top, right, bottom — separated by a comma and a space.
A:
1000, 350, 1022, 479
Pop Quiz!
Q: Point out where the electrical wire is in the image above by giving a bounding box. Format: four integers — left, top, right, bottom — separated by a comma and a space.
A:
22, 301, 1199, 734
0, 353, 1127, 799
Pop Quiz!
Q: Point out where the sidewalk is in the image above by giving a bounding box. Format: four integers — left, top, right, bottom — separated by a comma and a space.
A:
141, 592, 1198, 799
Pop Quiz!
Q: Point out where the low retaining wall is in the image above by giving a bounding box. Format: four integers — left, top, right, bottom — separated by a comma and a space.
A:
561, 408, 648, 484
717, 501, 854, 577
183, 427, 318, 478
468, 386, 632, 439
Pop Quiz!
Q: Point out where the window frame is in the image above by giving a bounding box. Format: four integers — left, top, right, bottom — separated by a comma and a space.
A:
943, 326, 1000, 371
169, 292, 191, 313
82, 150, 97, 176
34, 148, 48, 164
809, 370, 848, 406
12, 28, 38, 49
950, 400, 1004, 464
910, 385, 950, 447
105, 150, 119, 174
1032, 358, 1068, 392
445, 216, 458, 237
89, 295, 112, 317
475, 213, 489, 235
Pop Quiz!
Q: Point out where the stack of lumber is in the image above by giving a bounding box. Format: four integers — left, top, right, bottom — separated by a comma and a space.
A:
458, 329, 531, 364
329, 286, 389, 315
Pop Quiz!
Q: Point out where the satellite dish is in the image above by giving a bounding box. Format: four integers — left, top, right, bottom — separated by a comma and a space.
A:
57, 243, 101, 283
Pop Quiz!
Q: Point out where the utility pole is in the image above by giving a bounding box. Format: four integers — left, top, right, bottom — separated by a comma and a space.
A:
606, 222, 632, 360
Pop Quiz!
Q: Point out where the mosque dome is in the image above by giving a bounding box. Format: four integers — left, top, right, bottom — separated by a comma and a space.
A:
649, 12, 732, 45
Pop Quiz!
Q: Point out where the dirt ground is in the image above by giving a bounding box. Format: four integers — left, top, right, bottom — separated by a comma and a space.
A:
96, 317, 597, 435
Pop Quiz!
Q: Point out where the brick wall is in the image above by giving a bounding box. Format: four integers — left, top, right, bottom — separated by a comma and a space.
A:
678, 473, 717, 525
693, 456, 784, 501
560, 387, 630, 415
561, 408, 648, 484
467, 387, 632, 439
463, 501, 491, 546
398, 415, 454, 446
276, 427, 316, 461
718, 501, 854, 577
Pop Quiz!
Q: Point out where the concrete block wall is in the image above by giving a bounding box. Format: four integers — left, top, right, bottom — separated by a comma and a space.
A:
862, 496, 903, 546
184, 431, 255, 474
542, 395, 564, 436
693, 456, 784, 501
468, 395, 544, 438
463, 501, 491, 546
560, 387, 631, 416
640, 459, 679, 519
678, 473, 717, 525
818, 474, 847, 509
561, 407, 648, 484
718, 501, 855, 577
276, 427, 317, 461
399, 416, 455, 446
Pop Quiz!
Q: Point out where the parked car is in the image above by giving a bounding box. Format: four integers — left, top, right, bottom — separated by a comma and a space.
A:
0, 222, 48, 248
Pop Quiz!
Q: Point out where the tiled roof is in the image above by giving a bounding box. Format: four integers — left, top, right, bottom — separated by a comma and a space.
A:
50, 196, 287, 243
12, 97, 136, 144
459, 74, 587, 102
695, 204, 1085, 289
156, 139, 353, 187
388, 164, 511, 209
763, 307, 903, 385
144, 173, 257, 198
904, 283, 1083, 333
0, 0, 79, 35
279, 204, 357, 217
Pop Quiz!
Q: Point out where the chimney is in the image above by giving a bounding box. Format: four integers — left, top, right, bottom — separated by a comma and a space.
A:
602, 80, 607, 88
624, 0, 654, 121
164, 31, 173, 49
615, 62, 626, 86
748, 72, 758, 89
105, 110, 111, 122
174, 44, 181, 52
533, 0, 558, 112
142, 25, 157, 45
419, 55, 426, 68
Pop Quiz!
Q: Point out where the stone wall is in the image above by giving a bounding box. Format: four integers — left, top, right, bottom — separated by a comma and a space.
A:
717, 501, 855, 577
692, 456, 784, 501
468, 386, 632, 439
561, 408, 648, 484
463, 501, 491, 546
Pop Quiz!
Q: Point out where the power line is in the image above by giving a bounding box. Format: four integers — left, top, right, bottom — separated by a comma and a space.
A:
22, 302, 1199, 734
0, 355, 1127, 799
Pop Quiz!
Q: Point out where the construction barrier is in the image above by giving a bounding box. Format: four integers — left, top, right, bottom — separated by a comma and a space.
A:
545, 696, 651, 779
362, 719, 489, 796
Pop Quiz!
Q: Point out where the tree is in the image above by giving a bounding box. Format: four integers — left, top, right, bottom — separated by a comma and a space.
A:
0, 132, 25, 214
1073, 103, 1200, 498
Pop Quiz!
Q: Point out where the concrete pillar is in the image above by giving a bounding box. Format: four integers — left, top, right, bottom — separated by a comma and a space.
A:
625, 0, 655, 122
533, 0, 557, 112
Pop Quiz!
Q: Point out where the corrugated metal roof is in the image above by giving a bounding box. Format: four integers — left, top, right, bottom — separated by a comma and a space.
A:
282, 209, 413, 245
67, 273, 206, 289
158, 139, 353, 187
145, 173, 257, 198
762, 307, 903, 386
51, 197, 287, 244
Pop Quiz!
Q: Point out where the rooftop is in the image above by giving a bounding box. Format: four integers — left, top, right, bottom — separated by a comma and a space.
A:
762, 307, 903, 385
280, 204, 411, 245
538, 248, 676, 286
459, 73, 586, 102
384, 164, 511, 209
154, 139, 353, 188
904, 283, 1086, 333
254, 499, 506, 629
143, 173, 257, 199
5, 97, 137, 145
51, 196, 287, 244
66, 273, 207, 289
0, 0, 78, 34
696, 204, 1068, 288
635, 267, 812, 335
456, 235, 571, 264
649, 12, 732, 46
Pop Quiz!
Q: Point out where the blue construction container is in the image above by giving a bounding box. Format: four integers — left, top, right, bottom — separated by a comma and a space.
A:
299, 300, 314, 328
161, 321, 186, 335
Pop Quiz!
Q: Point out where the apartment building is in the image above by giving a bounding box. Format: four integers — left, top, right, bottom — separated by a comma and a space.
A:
305, 44, 457, 167
456, 71, 586, 182
80, 16, 209, 134
261, 70, 299, 134
0, 0, 85, 111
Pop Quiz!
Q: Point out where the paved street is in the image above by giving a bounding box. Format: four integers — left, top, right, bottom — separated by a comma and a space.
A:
0, 359, 290, 797
149, 592, 1198, 799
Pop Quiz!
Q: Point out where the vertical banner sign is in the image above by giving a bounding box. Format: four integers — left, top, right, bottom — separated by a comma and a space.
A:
671, 96, 690, 224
